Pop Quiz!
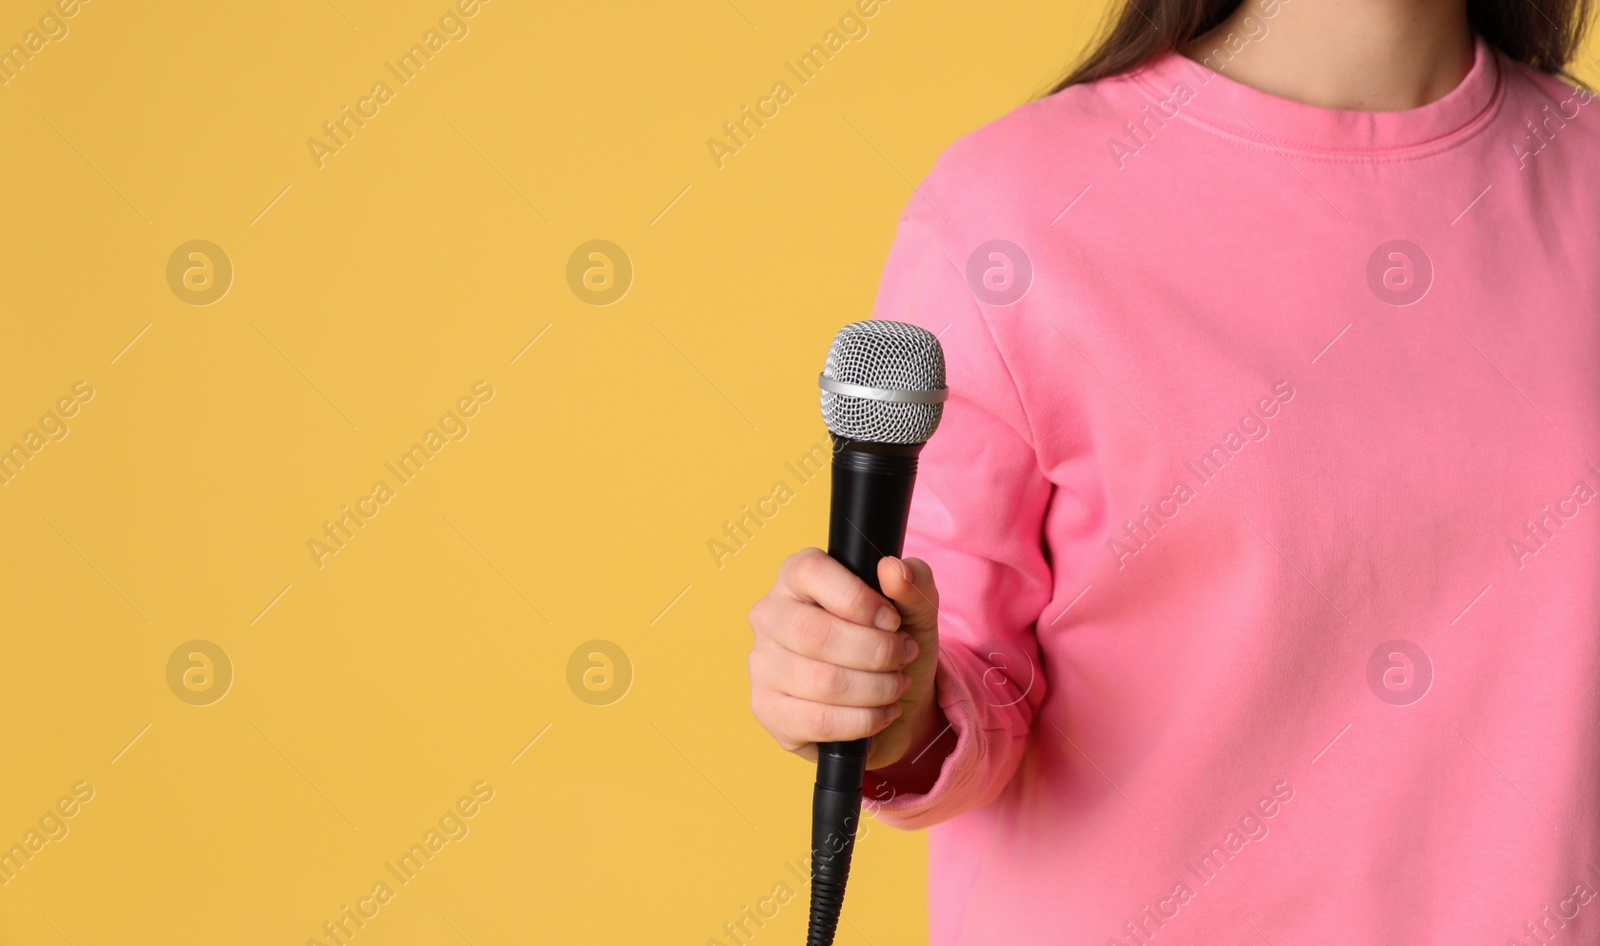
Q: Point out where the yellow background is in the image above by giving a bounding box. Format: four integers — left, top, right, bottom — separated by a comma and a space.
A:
4, 2, 1589, 944
0, 1, 1099, 942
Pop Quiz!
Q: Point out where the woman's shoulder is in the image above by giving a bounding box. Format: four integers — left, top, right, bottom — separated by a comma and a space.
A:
1500, 55, 1596, 106
1489, 55, 1600, 175
1499, 57, 1600, 128
912, 69, 1154, 219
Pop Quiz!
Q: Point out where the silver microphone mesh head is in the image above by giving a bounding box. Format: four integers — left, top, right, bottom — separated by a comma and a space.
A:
819, 320, 947, 444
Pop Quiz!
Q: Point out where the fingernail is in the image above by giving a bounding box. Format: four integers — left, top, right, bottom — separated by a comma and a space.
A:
874, 606, 900, 631
902, 637, 919, 662
900, 558, 914, 584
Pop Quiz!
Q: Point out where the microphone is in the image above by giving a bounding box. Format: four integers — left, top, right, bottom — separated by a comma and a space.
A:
807, 320, 947, 946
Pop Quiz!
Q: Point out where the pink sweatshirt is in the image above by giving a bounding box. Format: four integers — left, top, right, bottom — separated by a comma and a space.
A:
866, 35, 1600, 945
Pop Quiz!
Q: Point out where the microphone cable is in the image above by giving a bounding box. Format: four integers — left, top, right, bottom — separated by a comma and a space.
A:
807, 739, 867, 946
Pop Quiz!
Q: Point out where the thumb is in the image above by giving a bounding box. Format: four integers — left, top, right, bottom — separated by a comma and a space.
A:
878, 556, 939, 634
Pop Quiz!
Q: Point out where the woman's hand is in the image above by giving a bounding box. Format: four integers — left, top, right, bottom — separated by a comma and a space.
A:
747, 548, 941, 771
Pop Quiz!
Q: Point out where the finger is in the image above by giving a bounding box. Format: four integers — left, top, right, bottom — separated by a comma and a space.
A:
877, 556, 940, 632
758, 692, 903, 745
749, 689, 817, 761
762, 597, 919, 671
779, 548, 901, 632
753, 646, 910, 707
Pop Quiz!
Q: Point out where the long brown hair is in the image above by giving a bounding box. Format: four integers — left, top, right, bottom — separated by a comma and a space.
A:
1044, 0, 1592, 94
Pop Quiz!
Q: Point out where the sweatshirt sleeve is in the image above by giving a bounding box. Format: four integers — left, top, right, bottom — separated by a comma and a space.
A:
864, 205, 1056, 831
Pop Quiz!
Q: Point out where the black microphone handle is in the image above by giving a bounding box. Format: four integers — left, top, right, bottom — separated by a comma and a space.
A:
808, 437, 922, 946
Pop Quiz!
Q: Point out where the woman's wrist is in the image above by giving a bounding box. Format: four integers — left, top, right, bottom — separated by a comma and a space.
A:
866, 685, 952, 797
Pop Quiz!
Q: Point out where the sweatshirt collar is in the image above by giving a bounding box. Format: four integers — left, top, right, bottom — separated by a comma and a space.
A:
1131, 34, 1503, 159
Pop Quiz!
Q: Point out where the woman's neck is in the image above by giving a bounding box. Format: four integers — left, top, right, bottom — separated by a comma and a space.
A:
1181, 0, 1475, 111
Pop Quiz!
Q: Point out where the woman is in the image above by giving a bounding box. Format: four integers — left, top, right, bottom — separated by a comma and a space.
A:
747, 0, 1600, 941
